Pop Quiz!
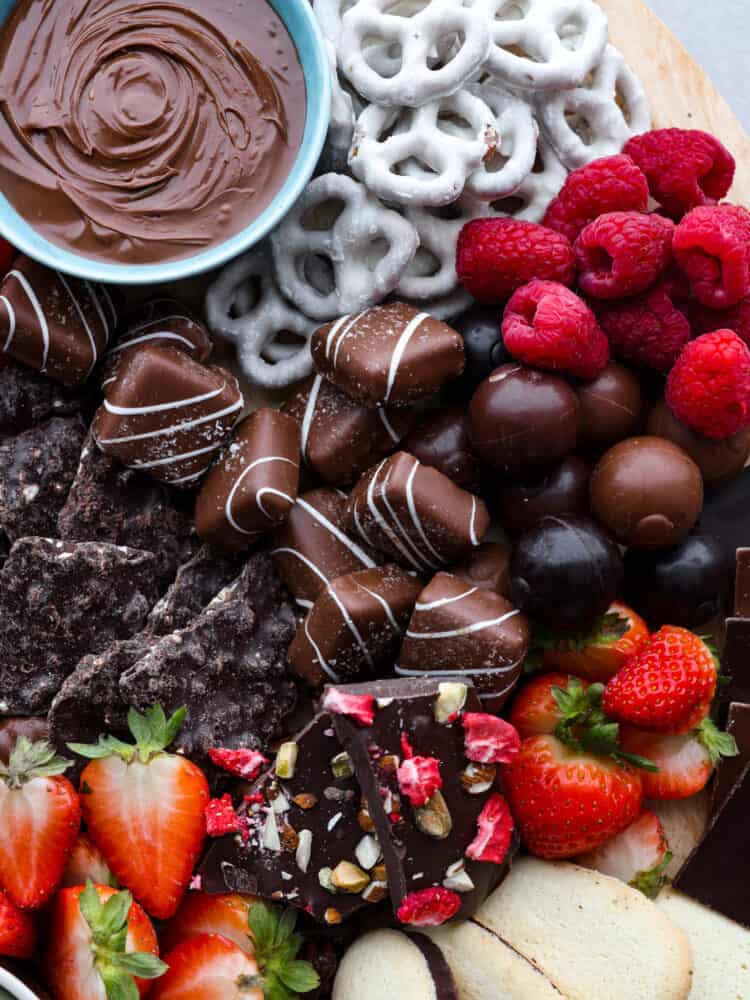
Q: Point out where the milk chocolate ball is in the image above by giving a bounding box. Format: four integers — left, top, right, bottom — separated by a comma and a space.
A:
496, 456, 591, 536
402, 406, 483, 492
576, 362, 644, 449
469, 364, 580, 472
647, 400, 750, 486
510, 516, 624, 629
590, 437, 703, 549
450, 305, 510, 401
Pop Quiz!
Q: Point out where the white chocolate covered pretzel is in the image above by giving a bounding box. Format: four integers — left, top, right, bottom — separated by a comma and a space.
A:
464, 82, 538, 201
339, 0, 492, 108
271, 173, 419, 321
205, 249, 317, 389
466, 0, 608, 91
537, 44, 650, 169
349, 90, 498, 207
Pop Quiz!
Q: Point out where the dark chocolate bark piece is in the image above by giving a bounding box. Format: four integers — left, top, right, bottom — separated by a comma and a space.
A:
0, 361, 92, 439
735, 548, 750, 616
147, 544, 246, 636
200, 710, 374, 924
722, 617, 750, 706
0, 538, 160, 714
330, 678, 516, 924
712, 702, 750, 816
119, 553, 297, 770
58, 434, 197, 589
0, 415, 87, 541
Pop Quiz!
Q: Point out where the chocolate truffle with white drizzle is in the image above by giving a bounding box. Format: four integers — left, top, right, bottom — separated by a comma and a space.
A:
92, 342, 243, 488
397, 573, 529, 711
195, 407, 301, 550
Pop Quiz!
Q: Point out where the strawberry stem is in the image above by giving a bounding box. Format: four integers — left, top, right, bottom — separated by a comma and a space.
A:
247, 902, 320, 999
69, 704, 187, 765
0, 737, 71, 789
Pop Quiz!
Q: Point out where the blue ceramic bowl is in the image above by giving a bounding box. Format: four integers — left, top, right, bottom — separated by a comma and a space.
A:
0, 0, 331, 285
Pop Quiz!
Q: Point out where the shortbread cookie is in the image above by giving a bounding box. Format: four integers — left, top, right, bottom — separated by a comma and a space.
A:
333, 930, 458, 1000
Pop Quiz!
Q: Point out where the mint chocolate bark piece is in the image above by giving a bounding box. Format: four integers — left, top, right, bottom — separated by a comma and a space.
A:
200, 710, 378, 924
328, 678, 517, 926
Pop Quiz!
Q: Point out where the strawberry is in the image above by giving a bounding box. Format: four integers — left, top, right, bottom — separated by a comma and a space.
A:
576, 809, 672, 898
508, 673, 591, 738
161, 893, 257, 955
0, 889, 36, 959
540, 602, 650, 682
69, 705, 209, 920
155, 904, 319, 1000
0, 737, 80, 909
62, 833, 116, 889
620, 718, 737, 799
602, 627, 718, 732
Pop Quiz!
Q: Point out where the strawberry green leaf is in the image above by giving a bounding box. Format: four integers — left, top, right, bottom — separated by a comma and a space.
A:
273, 907, 298, 948
100, 968, 139, 1000
0, 737, 72, 788
278, 961, 322, 993
68, 735, 136, 763
114, 952, 169, 979
580, 721, 620, 756
630, 851, 673, 900
248, 903, 320, 997
614, 749, 660, 773
70, 704, 187, 765
79, 880, 103, 929
248, 901, 278, 956
697, 718, 739, 766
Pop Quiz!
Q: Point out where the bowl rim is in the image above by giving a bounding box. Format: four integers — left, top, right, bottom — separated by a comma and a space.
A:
0, 965, 41, 1000
0, 0, 331, 285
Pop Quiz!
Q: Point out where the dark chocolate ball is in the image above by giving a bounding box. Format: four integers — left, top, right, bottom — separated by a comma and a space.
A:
624, 533, 731, 628
590, 437, 703, 550
510, 515, 624, 629
449, 306, 510, 401
496, 456, 591, 536
468, 364, 580, 472
576, 361, 644, 449
402, 406, 483, 492
647, 400, 750, 486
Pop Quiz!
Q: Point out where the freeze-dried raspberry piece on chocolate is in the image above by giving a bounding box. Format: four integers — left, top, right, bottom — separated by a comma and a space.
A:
0, 538, 159, 714
543, 154, 649, 244
624, 129, 735, 219
576, 212, 675, 300
0, 415, 86, 542
594, 278, 692, 371
673, 204, 750, 309
119, 553, 297, 771
147, 544, 246, 636
689, 295, 750, 345
0, 361, 92, 439
58, 433, 197, 589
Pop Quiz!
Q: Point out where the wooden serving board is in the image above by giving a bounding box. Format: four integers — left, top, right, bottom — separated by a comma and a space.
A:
601, 0, 750, 205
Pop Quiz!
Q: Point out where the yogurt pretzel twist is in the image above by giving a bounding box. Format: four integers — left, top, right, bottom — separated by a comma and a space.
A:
205, 249, 316, 389
271, 173, 419, 321
464, 82, 539, 201
465, 0, 608, 91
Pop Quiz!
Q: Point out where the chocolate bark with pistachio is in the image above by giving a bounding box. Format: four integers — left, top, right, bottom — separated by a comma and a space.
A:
329, 678, 517, 924
200, 710, 381, 924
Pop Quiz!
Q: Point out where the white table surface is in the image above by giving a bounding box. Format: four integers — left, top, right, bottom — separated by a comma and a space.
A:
647, 1, 750, 131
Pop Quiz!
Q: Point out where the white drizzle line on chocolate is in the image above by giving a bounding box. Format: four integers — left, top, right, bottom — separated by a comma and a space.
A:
226, 457, 298, 535
103, 383, 227, 416
361, 584, 400, 630
300, 373, 324, 462
406, 607, 521, 640
295, 496, 375, 568
377, 407, 400, 443
361, 459, 422, 572
380, 462, 437, 571
1, 295, 16, 351
169, 469, 207, 486
324, 313, 352, 358
406, 457, 444, 565
384, 312, 428, 403
84, 280, 110, 339
97, 400, 243, 445
305, 615, 342, 682
107, 330, 197, 356
129, 441, 223, 471
9, 270, 49, 371
469, 496, 480, 547
395, 658, 522, 678
416, 587, 478, 612
127, 313, 196, 336
327, 580, 375, 671
256, 486, 295, 522
270, 546, 331, 596
57, 273, 99, 376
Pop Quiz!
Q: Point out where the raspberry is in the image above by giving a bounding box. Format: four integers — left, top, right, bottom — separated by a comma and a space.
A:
397, 755, 442, 807
673, 204, 750, 309
543, 154, 649, 244
207, 747, 269, 780
321, 688, 376, 726
396, 887, 462, 927
666, 330, 750, 439
575, 212, 674, 300
503, 280, 609, 379
624, 129, 735, 219
456, 218, 575, 305
463, 713, 521, 764
466, 792, 515, 864
205, 794, 241, 837
689, 296, 750, 346
594, 277, 691, 371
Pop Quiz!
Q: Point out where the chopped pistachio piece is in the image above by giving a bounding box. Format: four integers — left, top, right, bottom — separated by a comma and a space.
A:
318, 867, 335, 893
275, 741, 298, 780
435, 682, 468, 723
331, 860, 370, 894
330, 751, 354, 779
414, 790, 452, 840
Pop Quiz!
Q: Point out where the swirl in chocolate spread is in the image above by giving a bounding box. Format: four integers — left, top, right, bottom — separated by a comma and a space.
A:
0, 0, 306, 264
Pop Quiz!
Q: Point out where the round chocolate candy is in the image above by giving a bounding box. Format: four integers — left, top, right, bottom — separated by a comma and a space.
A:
510, 515, 624, 630
590, 437, 704, 550
647, 400, 750, 486
496, 456, 591, 537
449, 305, 510, 401
401, 406, 483, 492
624, 533, 731, 628
468, 364, 580, 472
576, 361, 644, 450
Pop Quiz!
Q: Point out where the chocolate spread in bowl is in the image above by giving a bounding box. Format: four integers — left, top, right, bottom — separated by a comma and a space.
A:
0, 0, 306, 264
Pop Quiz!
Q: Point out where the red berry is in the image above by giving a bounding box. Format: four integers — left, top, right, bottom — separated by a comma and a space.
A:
688, 295, 750, 346
503, 280, 609, 379
624, 129, 735, 219
207, 748, 268, 781
666, 329, 750, 439
543, 154, 649, 244
463, 712, 521, 764
576, 212, 674, 300
396, 887, 462, 927
673, 204, 750, 308
594, 277, 691, 371
397, 755, 442, 807
456, 218, 575, 305
576, 809, 671, 898
322, 688, 376, 726
0, 888, 36, 959
205, 795, 241, 837
466, 792, 515, 864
